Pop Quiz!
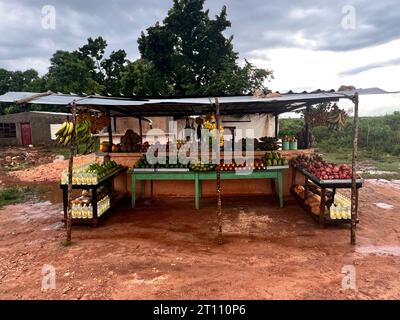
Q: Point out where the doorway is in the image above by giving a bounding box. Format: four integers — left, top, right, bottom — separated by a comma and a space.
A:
20, 123, 32, 146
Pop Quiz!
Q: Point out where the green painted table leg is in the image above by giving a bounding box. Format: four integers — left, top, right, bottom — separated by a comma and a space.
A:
195, 173, 200, 210
277, 172, 284, 208
132, 175, 136, 208
199, 180, 202, 199
141, 180, 145, 199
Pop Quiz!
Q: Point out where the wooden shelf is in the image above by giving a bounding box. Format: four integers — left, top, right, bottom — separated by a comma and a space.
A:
61, 167, 128, 227
290, 188, 352, 225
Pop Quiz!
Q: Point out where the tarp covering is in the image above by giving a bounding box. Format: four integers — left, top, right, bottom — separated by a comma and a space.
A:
0, 87, 388, 117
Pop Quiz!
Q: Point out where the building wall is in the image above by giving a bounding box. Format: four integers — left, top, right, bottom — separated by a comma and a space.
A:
0, 112, 69, 146
29, 112, 69, 145
115, 114, 277, 142
115, 117, 170, 135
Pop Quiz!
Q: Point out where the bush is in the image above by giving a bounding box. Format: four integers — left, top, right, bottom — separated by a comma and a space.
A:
281, 113, 400, 157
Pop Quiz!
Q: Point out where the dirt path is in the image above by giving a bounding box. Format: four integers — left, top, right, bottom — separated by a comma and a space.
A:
0, 180, 399, 300
7, 154, 95, 183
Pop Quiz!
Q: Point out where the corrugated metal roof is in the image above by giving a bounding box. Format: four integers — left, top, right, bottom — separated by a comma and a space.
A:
0, 87, 389, 117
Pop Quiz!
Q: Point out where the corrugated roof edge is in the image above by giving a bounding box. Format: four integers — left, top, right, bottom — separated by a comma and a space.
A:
0, 87, 391, 107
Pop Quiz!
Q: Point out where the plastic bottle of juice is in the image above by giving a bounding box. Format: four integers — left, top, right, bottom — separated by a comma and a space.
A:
87, 204, 93, 218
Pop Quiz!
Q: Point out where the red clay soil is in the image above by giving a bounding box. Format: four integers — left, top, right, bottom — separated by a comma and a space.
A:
7, 154, 96, 183
0, 180, 399, 300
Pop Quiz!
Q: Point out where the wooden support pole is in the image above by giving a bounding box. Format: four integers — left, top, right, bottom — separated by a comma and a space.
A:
139, 117, 143, 144
105, 109, 113, 163
65, 101, 77, 245
351, 93, 359, 245
305, 104, 311, 149
215, 97, 223, 244
274, 113, 279, 137
113, 116, 117, 133
106, 109, 113, 145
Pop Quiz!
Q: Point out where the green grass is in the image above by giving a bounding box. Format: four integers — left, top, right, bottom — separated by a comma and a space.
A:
0, 186, 45, 208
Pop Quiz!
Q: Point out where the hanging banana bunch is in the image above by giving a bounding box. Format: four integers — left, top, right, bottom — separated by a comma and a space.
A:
55, 121, 75, 146
75, 118, 93, 144
305, 103, 348, 130
56, 117, 93, 146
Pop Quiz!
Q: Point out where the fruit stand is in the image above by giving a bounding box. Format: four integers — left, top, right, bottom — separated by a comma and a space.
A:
0, 89, 370, 244
290, 154, 363, 227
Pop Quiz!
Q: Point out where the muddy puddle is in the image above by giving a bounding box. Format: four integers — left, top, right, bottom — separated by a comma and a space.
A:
1, 177, 63, 205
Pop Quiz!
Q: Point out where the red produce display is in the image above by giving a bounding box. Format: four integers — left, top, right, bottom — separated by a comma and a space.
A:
291, 154, 360, 181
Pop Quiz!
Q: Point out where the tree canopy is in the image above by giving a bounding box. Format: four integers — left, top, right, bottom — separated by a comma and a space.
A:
0, 0, 272, 114
137, 0, 272, 96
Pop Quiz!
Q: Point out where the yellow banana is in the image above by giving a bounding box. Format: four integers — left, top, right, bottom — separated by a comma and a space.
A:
56, 122, 68, 137
64, 135, 71, 146
67, 122, 74, 136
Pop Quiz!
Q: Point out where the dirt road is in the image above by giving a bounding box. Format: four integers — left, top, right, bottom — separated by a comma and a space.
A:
0, 179, 399, 300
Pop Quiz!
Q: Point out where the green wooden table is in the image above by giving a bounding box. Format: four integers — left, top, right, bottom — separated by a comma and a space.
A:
131, 167, 287, 209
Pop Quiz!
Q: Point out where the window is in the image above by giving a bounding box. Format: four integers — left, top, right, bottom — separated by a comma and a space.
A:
0, 123, 17, 138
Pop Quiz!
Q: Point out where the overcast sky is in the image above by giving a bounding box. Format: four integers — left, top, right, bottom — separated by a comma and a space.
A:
0, 0, 399, 114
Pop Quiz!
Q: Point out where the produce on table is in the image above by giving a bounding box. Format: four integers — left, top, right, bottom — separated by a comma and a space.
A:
134, 155, 189, 169
87, 160, 121, 178
218, 159, 266, 171
120, 129, 142, 152
111, 144, 120, 153
262, 152, 289, 167
61, 160, 121, 185
293, 185, 306, 198
291, 154, 360, 180
238, 137, 279, 151
101, 140, 150, 153
190, 161, 216, 172
257, 137, 280, 151
140, 141, 150, 152
304, 193, 322, 215
292, 184, 351, 219
100, 141, 112, 152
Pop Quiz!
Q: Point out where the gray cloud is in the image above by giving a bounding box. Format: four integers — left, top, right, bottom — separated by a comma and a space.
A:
0, 0, 399, 74
338, 57, 400, 76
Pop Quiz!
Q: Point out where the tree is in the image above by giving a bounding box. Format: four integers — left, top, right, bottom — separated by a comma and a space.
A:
77, 36, 108, 83
120, 59, 173, 96
46, 50, 104, 94
137, 0, 272, 96
101, 49, 128, 95
0, 68, 46, 114
0, 68, 43, 94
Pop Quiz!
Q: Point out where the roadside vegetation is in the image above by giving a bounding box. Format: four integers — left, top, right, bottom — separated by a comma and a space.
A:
280, 112, 400, 179
0, 186, 45, 208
